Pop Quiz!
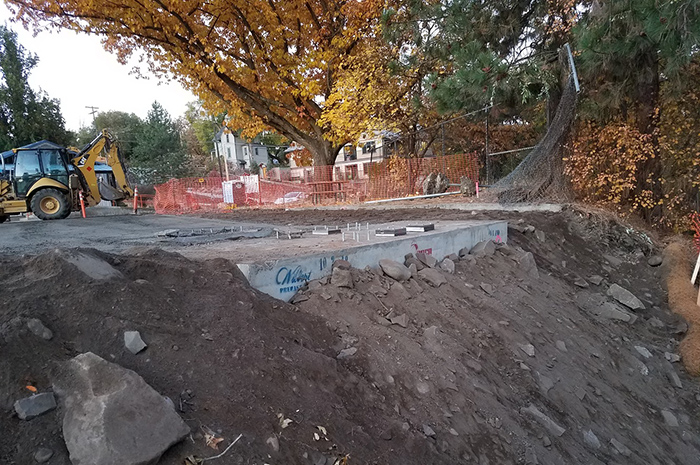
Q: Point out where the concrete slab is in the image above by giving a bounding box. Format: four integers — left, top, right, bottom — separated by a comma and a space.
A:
237, 220, 507, 301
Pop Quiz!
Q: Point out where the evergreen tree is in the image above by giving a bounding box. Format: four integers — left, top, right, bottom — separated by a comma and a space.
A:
93, 111, 143, 159
385, 0, 577, 115
131, 102, 187, 183
574, 0, 700, 220
0, 25, 70, 150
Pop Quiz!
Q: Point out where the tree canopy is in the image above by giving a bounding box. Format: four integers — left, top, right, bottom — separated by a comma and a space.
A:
130, 101, 187, 183
0, 25, 70, 151
7, 0, 386, 166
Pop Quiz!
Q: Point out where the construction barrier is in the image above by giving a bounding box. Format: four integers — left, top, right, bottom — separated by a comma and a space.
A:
154, 152, 479, 214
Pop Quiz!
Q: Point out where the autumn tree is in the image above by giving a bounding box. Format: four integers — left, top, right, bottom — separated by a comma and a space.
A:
572, 0, 700, 221
7, 0, 386, 166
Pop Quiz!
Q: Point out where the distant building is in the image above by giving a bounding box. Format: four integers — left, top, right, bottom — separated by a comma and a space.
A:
335, 130, 399, 165
213, 130, 269, 170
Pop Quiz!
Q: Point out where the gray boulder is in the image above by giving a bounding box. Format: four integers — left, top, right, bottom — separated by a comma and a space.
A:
418, 268, 447, 287
470, 241, 496, 257
460, 176, 476, 196
439, 258, 456, 274
422, 173, 437, 195
518, 252, 540, 279
404, 256, 425, 271
379, 259, 411, 281
14, 392, 57, 420
416, 253, 438, 268
648, 255, 663, 267
54, 352, 189, 465
435, 173, 450, 193
607, 284, 645, 310
332, 267, 354, 288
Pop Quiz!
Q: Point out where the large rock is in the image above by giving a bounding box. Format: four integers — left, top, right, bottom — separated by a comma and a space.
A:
435, 173, 450, 193
405, 256, 425, 271
439, 258, 456, 274
379, 259, 411, 281
518, 252, 540, 279
607, 284, 645, 310
54, 352, 190, 465
460, 176, 476, 196
418, 268, 447, 287
470, 241, 496, 257
416, 253, 438, 268
332, 267, 354, 288
422, 173, 437, 195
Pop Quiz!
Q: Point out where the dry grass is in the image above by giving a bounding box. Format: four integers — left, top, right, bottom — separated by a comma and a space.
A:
664, 240, 700, 375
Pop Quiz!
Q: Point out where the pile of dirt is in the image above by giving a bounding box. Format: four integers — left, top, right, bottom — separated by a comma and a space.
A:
663, 241, 700, 375
0, 249, 394, 464
2, 208, 700, 465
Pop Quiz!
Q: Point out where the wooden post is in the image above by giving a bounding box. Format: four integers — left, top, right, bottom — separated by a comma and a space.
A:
692, 252, 700, 284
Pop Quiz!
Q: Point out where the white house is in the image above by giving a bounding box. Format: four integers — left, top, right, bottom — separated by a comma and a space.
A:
335, 130, 399, 165
213, 130, 269, 170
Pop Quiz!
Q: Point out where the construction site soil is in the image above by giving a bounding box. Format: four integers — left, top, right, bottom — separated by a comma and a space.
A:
3, 205, 700, 465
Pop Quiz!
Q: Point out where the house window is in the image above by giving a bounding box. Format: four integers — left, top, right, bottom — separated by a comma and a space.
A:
363, 163, 371, 177
254, 148, 259, 157
362, 141, 376, 154
343, 145, 356, 161
225, 133, 230, 143
227, 147, 231, 159
348, 165, 358, 180
243, 146, 249, 158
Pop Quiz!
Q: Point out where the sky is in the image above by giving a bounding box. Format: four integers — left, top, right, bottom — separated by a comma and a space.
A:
0, 4, 195, 132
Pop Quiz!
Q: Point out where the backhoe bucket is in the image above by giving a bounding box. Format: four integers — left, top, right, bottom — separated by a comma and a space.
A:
98, 179, 127, 201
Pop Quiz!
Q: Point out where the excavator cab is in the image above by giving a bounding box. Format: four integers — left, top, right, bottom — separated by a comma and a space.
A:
14, 148, 71, 196
0, 130, 133, 221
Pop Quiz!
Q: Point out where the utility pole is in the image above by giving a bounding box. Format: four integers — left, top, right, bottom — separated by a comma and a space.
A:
86, 106, 99, 131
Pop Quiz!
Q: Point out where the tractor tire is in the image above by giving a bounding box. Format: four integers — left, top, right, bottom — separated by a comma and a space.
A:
0, 215, 8, 223
30, 188, 72, 220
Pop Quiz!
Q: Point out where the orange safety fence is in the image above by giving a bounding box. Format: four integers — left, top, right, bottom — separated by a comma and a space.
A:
154, 152, 479, 214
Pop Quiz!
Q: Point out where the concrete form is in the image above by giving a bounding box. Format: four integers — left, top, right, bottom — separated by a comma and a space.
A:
237, 220, 507, 301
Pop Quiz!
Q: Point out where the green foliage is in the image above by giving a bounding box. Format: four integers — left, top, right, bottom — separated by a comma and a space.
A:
575, 0, 700, 128
130, 102, 187, 184
385, 0, 572, 115
184, 101, 224, 155
93, 111, 143, 159
0, 25, 70, 151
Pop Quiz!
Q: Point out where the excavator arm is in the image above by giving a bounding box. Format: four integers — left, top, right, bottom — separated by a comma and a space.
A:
71, 130, 133, 206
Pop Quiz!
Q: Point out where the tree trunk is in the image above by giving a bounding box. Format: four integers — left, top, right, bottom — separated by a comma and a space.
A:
633, 51, 662, 221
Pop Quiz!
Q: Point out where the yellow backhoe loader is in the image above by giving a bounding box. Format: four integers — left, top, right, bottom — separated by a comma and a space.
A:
0, 129, 133, 222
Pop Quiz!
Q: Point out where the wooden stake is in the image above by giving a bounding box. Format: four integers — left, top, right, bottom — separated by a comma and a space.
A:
692, 252, 700, 285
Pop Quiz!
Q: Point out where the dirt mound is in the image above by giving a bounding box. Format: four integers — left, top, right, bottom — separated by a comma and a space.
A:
0, 248, 398, 465
292, 213, 700, 464
663, 241, 700, 375
2, 209, 700, 465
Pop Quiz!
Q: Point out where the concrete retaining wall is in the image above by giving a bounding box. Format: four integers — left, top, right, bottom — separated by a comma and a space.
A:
238, 220, 507, 302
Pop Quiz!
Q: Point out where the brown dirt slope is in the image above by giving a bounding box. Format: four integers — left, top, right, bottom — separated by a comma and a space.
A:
1, 207, 699, 465
663, 241, 700, 375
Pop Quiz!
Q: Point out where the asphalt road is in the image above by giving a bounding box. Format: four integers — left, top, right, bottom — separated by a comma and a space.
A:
0, 210, 264, 256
